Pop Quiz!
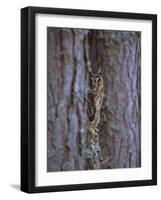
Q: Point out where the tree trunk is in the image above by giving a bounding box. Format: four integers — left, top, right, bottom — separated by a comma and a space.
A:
47, 28, 141, 171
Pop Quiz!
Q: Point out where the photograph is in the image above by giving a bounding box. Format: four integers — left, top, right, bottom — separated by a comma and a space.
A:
21, 6, 157, 193
47, 27, 141, 172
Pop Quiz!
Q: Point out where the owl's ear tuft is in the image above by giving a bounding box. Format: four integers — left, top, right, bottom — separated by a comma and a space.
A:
88, 66, 93, 75
97, 67, 102, 74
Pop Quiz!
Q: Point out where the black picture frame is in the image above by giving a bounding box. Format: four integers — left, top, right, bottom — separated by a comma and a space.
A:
21, 6, 157, 193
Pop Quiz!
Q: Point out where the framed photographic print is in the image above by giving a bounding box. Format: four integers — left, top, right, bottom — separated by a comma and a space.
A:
21, 6, 157, 193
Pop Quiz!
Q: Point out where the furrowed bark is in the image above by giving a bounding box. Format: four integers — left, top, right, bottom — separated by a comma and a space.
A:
47, 28, 141, 171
